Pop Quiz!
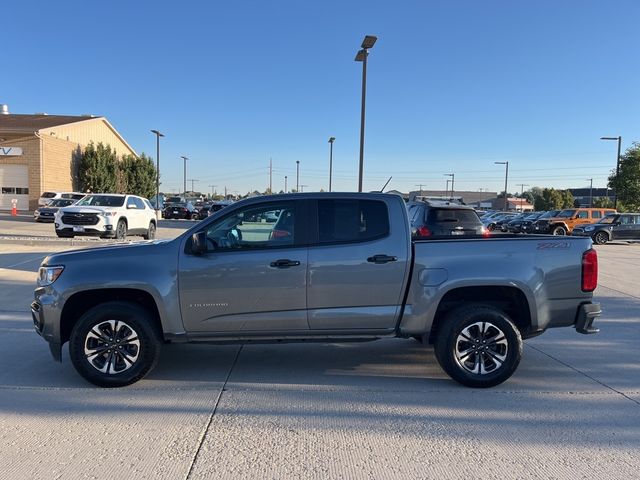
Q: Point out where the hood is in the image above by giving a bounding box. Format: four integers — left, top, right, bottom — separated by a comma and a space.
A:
58, 206, 113, 214
42, 239, 173, 266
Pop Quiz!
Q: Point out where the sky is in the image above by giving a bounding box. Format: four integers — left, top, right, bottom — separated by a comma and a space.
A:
2, 0, 639, 196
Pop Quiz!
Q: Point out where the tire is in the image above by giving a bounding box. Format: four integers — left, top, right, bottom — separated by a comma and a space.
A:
191, 213, 199, 221
69, 301, 162, 387
551, 225, 567, 236
143, 221, 156, 240
115, 219, 127, 240
434, 305, 523, 388
593, 231, 608, 245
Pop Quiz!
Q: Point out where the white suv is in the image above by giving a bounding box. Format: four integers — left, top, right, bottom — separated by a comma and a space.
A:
54, 194, 157, 240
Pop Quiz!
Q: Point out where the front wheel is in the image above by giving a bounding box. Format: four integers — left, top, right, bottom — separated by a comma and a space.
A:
434, 305, 523, 388
115, 219, 127, 240
551, 225, 567, 236
593, 231, 608, 245
69, 301, 162, 387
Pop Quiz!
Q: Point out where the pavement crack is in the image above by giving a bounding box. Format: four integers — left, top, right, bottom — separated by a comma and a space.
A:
184, 343, 244, 480
527, 343, 640, 406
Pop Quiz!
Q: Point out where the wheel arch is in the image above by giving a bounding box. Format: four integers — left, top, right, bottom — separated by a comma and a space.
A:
60, 288, 163, 345
428, 286, 532, 344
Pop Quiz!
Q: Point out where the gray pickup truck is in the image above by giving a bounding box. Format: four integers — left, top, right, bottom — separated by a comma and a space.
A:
32, 193, 601, 388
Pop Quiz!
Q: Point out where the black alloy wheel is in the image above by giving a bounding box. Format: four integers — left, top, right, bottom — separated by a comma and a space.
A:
593, 231, 609, 245
434, 304, 523, 388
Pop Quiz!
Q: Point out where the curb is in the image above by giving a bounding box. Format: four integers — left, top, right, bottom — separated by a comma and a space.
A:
0, 235, 120, 247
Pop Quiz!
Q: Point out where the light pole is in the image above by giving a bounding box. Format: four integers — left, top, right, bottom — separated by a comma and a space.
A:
188, 179, 198, 193
445, 179, 450, 198
296, 160, 300, 193
209, 185, 217, 197
328, 137, 335, 192
300, 184, 308, 193
444, 173, 454, 199
495, 161, 509, 211
355, 35, 377, 192
600, 136, 622, 208
586, 178, 593, 207
284, 176, 288, 193
180, 156, 188, 196
415, 184, 424, 195
516, 184, 529, 211
150, 129, 164, 218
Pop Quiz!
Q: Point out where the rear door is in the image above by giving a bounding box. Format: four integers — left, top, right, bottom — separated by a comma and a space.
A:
306, 197, 410, 331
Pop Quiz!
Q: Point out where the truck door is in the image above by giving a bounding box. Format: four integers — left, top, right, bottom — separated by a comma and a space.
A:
178, 200, 308, 333
306, 198, 410, 331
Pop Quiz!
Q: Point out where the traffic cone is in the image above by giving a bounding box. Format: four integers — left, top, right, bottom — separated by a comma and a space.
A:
11, 200, 17, 216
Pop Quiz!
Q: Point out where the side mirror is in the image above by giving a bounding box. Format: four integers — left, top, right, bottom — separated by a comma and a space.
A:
191, 231, 208, 255
127, 204, 137, 209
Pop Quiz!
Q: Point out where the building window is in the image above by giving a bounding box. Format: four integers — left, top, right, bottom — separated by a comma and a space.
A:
1, 187, 16, 194
15, 187, 29, 195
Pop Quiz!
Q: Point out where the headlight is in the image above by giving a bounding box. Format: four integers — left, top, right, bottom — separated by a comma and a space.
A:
584, 226, 595, 232
38, 266, 65, 286
34, 210, 40, 215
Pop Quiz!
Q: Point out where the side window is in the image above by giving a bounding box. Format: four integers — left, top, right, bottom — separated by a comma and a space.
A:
619, 215, 632, 225
126, 197, 137, 209
318, 199, 389, 244
205, 202, 295, 251
577, 211, 589, 219
592, 211, 602, 219
133, 198, 145, 209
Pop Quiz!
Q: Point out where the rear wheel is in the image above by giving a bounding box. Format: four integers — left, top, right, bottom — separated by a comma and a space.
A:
593, 231, 608, 245
434, 305, 523, 388
551, 225, 567, 236
69, 301, 162, 387
143, 221, 156, 240
191, 213, 199, 220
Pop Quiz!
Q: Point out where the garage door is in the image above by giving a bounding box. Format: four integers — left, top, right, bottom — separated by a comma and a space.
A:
0, 164, 29, 210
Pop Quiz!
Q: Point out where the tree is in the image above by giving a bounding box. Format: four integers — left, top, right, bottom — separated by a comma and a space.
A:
592, 197, 614, 208
560, 189, 575, 209
534, 188, 565, 211
119, 153, 157, 198
78, 142, 118, 193
609, 142, 640, 212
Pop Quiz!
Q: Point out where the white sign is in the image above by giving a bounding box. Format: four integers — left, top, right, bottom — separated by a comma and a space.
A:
0, 147, 23, 156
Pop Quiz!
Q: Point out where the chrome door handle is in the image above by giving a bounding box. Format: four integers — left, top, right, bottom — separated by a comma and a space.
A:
270, 259, 301, 268
367, 254, 397, 264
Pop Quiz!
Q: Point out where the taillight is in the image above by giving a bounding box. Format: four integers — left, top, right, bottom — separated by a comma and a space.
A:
270, 229, 290, 239
581, 249, 598, 292
417, 226, 431, 237
482, 226, 491, 237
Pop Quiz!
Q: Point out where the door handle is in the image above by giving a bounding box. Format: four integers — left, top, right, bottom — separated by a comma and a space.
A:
367, 254, 398, 264
270, 259, 301, 268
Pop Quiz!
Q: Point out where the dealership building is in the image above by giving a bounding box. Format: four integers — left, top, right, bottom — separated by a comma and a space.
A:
0, 105, 136, 211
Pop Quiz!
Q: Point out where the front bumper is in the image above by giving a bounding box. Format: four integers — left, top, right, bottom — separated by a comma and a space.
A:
55, 216, 116, 237
575, 302, 601, 334
32, 287, 64, 362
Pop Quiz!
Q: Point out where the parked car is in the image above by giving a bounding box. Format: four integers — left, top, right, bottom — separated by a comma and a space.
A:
483, 212, 517, 231
33, 192, 600, 388
506, 212, 544, 233
163, 202, 199, 220
38, 191, 86, 207
407, 200, 486, 237
525, 210, 561, 234
535, 208, 617, 235
572, 213, 640, 244
496, 213, 529, 232
207, 200, 234, 216
33, 198, 76, 222
54, 194, 157, 240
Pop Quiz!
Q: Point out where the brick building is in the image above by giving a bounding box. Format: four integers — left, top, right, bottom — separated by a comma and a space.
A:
0, 106, 136, 211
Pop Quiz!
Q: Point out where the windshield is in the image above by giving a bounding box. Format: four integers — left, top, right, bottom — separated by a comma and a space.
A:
557, 209, 576, 218
75, 195, 125, 207
41, 192, 56, 198
47, 199, 75, 207
598, 215, 618, 224
538, 210, 559, 219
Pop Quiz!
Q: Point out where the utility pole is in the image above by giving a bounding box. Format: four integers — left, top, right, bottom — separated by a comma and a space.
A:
516, 183, 529, 211
415, 184, 424, 195
300, 184, 308, 193
587, 178, 593, 207
224, 186, 228, 199
188, 179, 199, 193
150, 130, 164, 219
209, 185, 217, 197
444, 173, 454, 199
284, 176, 288, 193
180, 156, 188, 196
296, 161, 300, 192
495, 161, 509, 211
269, 157, 272, 193
445, 179, 450, 198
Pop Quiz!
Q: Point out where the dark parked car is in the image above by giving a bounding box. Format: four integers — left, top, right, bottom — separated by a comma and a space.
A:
495, 213, 527, 232
163, 202, 199, 220
33, 198, 76, 222
572, 213, 640, 244
407, 200, 486, 237
507, 211, 544, 233
523, 210, 561, 233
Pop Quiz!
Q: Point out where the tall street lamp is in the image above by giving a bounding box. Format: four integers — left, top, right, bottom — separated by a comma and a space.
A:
355, 35, 377, 193
284, 176, 288, 193
180, 156, 188, 196
328, 137, 335, 192
600, 136, 622, 208
296, 160, 300, 193
586, 178, 593, 207
495, 161, 509, 211
444, 173, 454, 199
445, 179, 450, 198
150, 129, 164, 218
516, 183, 529, 211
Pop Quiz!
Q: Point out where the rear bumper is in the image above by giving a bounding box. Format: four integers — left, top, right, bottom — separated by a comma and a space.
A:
575, 302, 601, 334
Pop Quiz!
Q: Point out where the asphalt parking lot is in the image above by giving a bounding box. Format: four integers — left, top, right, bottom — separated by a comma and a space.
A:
0, 216, 638, 479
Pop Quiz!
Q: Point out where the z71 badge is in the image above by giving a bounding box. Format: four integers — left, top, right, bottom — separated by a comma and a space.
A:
537, 241, 570, 250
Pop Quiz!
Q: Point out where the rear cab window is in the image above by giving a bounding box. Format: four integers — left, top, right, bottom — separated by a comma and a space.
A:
427, 208, 481, 224
317, 199, 389, 244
